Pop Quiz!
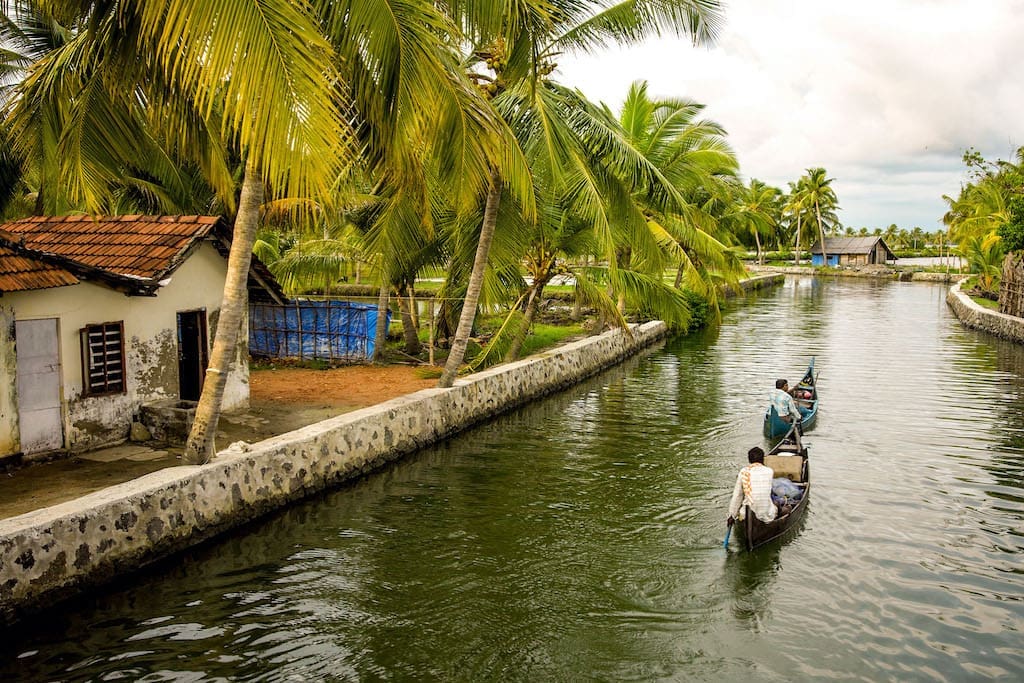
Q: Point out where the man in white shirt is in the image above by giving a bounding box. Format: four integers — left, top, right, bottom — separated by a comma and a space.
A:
727, 446, 777, 525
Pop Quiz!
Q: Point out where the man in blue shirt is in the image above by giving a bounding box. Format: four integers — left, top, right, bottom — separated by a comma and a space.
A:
770, 378, 811, 423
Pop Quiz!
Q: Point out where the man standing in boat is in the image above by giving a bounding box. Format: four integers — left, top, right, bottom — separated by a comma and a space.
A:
727, 447, 777, 525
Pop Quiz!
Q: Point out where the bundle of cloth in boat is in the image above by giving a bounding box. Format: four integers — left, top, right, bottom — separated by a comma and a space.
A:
771, 477, 804, 513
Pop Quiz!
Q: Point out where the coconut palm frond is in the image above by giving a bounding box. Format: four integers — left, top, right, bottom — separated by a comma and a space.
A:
136, 0, 351, 199
470, 303, 527, 371
268, 239, 354, 295
610, 267, 692, 329
572, 264, 631, 330
552, 0, 724, 55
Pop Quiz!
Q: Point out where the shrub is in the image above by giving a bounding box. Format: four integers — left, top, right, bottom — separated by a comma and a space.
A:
680, 289, 710, 332
998, 195, 1024, 253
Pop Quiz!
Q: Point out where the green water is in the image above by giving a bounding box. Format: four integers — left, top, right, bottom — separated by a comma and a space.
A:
3, 277, 1023, 681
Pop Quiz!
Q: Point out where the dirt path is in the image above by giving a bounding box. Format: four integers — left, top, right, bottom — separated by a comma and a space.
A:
251, 364, 437, 407
0, 365, 438, 519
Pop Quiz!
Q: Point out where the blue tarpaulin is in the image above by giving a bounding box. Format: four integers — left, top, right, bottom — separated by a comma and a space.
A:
249, 300, 389, 362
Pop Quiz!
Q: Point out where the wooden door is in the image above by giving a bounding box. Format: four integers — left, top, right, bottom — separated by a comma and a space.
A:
177, 310, 208, 401
15, 318, 64, 453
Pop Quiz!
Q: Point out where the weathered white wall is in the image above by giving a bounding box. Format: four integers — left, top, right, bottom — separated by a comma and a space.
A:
0, 307, 19, 456
0, 321, 667, 624
1, 241, 248, 455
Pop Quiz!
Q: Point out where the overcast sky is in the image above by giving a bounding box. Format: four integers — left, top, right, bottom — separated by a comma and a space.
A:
557, 0, 1024, 231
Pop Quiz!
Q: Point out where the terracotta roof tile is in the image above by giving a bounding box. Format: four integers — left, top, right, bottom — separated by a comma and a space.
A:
0, 242, 79, 292
0, 215, 220, 280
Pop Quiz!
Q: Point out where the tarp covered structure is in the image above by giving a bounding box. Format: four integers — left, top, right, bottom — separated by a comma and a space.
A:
249, 300, 388, 362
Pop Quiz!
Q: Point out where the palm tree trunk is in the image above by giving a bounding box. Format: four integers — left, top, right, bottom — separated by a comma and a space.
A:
438, 169, 501, 388
793, 216, 802, 265
183, 157, 262, 465
397, 285, 421, 355
408, 286, 419, 329
754, 229, 763, 265
373, 279, 389, 362
674, 263, 685, 288
506, 274, 550, 361
571, 256, 586, 320
616, 246, 631, 314
815, 201, 828, 266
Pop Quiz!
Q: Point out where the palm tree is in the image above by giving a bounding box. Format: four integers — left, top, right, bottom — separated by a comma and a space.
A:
731, 178, 777, 265
800, 167, 839, 266
783, 180, 810, 265
961, 232, 1005, 294
4, 0, 350, 464
882, 223, 899, 249
614, 80, 744, 308
435, 0, 726, 388
474, 79, 740, 365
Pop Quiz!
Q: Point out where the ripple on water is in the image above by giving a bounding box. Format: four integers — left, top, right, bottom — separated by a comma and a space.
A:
2, 278, 1024, 681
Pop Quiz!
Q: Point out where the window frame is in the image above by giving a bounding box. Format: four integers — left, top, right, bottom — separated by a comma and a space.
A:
80, 321, 127, 396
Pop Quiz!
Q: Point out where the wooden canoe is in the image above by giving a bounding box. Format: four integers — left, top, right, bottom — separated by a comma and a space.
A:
738, 427, 810, 551
763, 357, 819, 439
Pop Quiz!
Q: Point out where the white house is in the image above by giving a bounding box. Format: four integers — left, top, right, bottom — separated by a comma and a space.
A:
0, 215, 282, 464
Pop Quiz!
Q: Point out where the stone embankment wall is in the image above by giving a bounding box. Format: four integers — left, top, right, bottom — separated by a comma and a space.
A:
0, 321, 670, 624
946, 280, 1024, 343
746, 264, 957, 283
725, 273, 783, 296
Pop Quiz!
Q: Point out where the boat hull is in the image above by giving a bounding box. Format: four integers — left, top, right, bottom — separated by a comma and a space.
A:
738, 429, 811, 551
739, 460, 810, 551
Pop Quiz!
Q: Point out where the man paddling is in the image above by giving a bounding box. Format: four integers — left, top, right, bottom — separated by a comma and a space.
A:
727, 446, 777, 526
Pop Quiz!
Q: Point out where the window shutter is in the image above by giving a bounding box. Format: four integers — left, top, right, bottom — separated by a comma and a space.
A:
80, 322, 126, 395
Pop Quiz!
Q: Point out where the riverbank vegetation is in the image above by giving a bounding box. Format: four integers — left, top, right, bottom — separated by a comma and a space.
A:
0, 0, 740, 462
940, 148, 1024, 315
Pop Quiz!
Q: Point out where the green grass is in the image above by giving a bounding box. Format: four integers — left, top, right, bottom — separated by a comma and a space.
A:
972, 295, 1000, 310
543, 284, 574, 294
518, 322, 585, 356
960, 275, 1001, 309
251, 358, 332, 371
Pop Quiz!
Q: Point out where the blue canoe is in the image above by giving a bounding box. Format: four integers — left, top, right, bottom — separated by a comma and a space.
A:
763, 357, 819, 439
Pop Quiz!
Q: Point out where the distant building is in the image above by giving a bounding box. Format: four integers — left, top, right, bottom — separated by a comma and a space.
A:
809, 237, 896, 267
0, 215, 282, 462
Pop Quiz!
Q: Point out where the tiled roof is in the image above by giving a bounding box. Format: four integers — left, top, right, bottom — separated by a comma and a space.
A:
0, 239, 80, 292
0, 215, 285, 301
0, 215, 219, 281
809, 236, 895, 256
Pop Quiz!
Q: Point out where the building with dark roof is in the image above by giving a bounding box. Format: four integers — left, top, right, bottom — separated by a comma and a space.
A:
0, 215, 282, 462
809, 236, 896, 267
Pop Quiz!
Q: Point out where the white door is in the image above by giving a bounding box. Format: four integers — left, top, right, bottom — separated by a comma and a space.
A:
15, 319, 64, 453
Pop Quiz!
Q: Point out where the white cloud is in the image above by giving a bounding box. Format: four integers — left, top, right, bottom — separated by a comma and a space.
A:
556, 0, 1024, 228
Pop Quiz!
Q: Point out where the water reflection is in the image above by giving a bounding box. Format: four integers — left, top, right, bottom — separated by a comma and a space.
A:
2, 277, 1024, 681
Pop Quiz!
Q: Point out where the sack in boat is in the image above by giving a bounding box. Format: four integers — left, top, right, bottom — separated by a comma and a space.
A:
771, 477, 804, 504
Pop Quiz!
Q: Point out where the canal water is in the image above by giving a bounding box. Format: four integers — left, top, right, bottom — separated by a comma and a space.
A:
3, 277, 1023, 681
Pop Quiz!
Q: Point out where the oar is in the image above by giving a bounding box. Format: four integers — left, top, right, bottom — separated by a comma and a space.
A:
723, 524, 732, 549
